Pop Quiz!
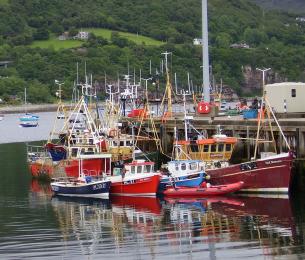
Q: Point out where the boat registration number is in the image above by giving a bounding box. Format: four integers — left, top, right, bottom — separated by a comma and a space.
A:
93, 183, 106, 190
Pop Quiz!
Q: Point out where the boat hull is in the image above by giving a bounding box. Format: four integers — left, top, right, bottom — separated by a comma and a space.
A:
207, 152, 294, 193
110, 174, 161, 197
19, 122, 38, 127
51, 180, 111, 198
163, 181, 244, 197
158, 172, 205, 193
64, 158, 109, 178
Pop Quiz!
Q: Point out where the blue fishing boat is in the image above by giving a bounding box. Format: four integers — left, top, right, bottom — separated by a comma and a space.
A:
158, 160, 207, 193
51, 177, 111, 198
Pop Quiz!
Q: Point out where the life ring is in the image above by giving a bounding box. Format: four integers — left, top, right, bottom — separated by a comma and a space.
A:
197, 102, 211, 114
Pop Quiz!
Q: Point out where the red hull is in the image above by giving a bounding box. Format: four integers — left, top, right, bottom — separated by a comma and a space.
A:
164, 181, 244, 197
30, 162, 54, 178
65, 158, 109, 178
207, 152, 294, 193
110, 175, 161, 196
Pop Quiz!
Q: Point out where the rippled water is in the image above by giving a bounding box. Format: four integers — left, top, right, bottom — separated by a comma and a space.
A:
1, 143, 305, 259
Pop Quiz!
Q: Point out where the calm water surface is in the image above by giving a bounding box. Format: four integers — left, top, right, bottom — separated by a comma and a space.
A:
1, 135, 305, 258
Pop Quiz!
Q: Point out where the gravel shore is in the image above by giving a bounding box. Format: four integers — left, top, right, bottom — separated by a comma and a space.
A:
0, 104, 61, 114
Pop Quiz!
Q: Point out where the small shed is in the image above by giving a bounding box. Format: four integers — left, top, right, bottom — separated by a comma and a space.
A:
265, 82, 305, 113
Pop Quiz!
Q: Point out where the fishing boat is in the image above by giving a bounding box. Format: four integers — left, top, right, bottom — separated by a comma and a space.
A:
158, 88, 208, 193
51, 154, 111, 198
163, 181, 244, 197
19, 115, 39, 127
158, 160, 207, 193
173, 90, 294, 193
109, 159, 161, 197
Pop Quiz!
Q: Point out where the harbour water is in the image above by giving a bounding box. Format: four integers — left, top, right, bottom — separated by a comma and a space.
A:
1, 113, 305, 259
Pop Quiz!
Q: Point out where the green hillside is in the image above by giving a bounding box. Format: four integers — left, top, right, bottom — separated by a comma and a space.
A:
0, 0, 305, 103
30, 29, 163, 50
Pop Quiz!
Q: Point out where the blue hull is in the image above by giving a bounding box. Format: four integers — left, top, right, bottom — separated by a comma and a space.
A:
48, 149, 67, 161
158, 172, 205, 194
19, 123, 38, 127
51, 180, 111, 198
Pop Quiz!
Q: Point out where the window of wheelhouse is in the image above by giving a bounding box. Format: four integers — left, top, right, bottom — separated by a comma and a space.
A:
190, 142, 199, 152
137, 166, 142, 173
203, 145, 209, 152
144, 165, 151, 173
120, 141, 124, 146
211, 144, 216, 152
225, 144, 232, 152
175, 163, 179, 171
181, 163, 186, 170
72, 148, 78, 157
189, 162, 197, 170
131, 166, 136, 174
218, 144, 224, 152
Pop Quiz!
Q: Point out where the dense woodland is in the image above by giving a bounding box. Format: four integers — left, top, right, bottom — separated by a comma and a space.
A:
0, 0, 305, 103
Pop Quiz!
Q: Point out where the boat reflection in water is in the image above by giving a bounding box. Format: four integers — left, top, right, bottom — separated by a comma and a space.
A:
30, 178, 296, 259
163, 194, 296, 257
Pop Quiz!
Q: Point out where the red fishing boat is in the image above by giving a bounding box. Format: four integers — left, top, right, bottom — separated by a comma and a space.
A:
108, 160, 161, 196
174, 90, 295, 194
163, 181, 244, 197
207, 151, 294, 193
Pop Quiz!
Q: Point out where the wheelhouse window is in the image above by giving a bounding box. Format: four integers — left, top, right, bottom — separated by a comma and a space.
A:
211, 144, 216, 152
175, 164, 179, 171
120, 141, 124, 146
203, 145, 209, 152
181, 163, 186, 170
190, 141, 198, 152
218, 144, 224, 152
225, 144, 232, 152
137, 166, 142, 173
291, 89, 296, 98
72, 148, 78, 157
189, 162, 197, 170
131, 166, 135, 174
144, 165, 151, 173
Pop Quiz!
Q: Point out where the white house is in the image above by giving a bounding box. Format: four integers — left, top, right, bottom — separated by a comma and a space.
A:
265, 82, 305, 113
74, 31, 90, 40
193, 38, 203, 45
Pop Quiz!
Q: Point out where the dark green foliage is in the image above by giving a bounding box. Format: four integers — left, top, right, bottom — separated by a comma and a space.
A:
0, 0, 305, 103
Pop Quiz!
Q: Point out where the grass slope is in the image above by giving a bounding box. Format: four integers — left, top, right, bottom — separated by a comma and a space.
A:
86, 28, 163, 46
30, 28, 163, 50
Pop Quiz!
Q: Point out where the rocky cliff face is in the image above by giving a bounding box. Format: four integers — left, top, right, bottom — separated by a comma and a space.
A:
250, 0, 305, 13
241, 65, 287, 95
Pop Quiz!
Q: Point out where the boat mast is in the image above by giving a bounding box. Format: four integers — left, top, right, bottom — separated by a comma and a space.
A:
202, 0, 210, 103
160, 51, 173, 116
254, 68, 271, 159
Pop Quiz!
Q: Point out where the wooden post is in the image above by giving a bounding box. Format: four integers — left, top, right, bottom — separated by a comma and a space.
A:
297, 128, 305, 158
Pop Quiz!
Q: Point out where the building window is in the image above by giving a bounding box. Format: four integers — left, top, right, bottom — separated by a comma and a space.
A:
292, 89, 296, 97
